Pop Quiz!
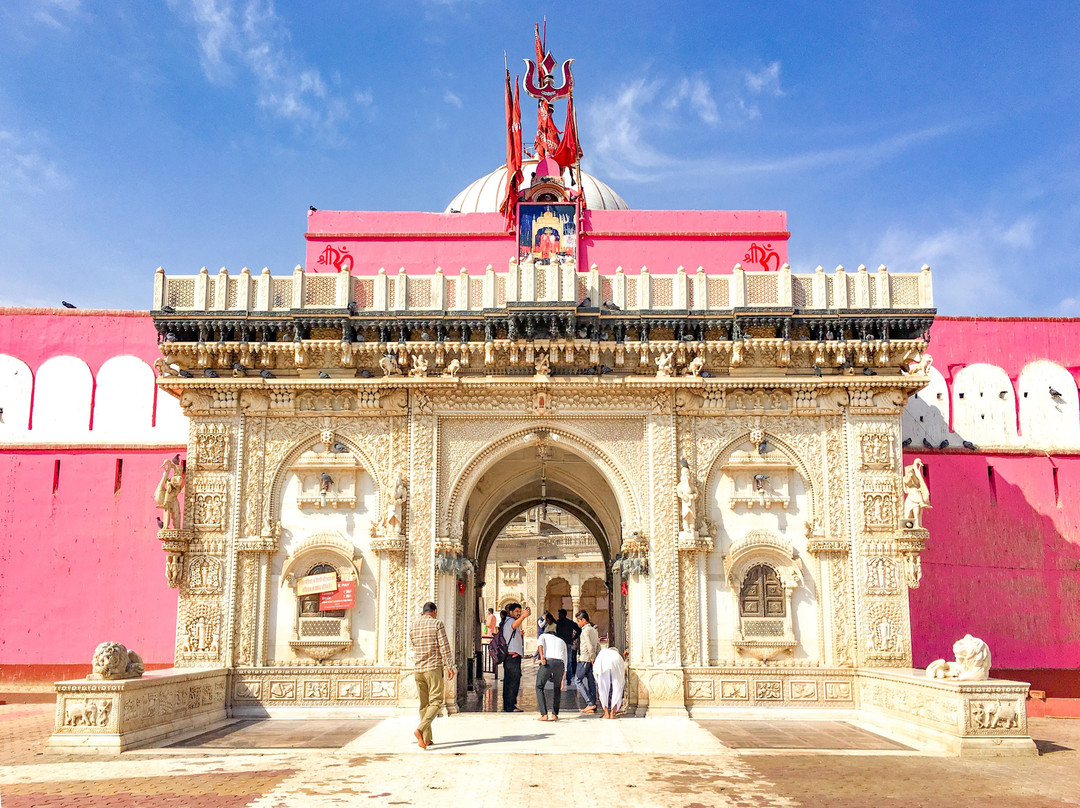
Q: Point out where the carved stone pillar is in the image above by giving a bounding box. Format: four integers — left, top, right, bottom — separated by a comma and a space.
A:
372, 535, 407, 665
642, 399, 687, 716
677, 534, 712, 666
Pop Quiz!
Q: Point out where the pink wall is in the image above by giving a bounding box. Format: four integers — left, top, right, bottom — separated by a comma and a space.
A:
909, 453, 1080, 673
908, 316, 1080, 694
304, 209, 788, 277
0, 309, 181, 680
926, 317, 1080, 386
0, 450, 180, 674
0, 308, 163, 373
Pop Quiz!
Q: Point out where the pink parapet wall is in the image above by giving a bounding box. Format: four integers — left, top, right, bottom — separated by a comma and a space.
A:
0, 308, 164, 373
924, 317, 1080, 386
304, 209, 788, 277
0, 450, 181, 677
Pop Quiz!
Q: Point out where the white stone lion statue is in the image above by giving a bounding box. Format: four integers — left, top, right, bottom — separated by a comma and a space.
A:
925, 634, 991, 681
89, 642, 145, 681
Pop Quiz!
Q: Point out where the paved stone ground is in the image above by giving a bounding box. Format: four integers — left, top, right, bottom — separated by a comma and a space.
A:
3, 696, 1080, 807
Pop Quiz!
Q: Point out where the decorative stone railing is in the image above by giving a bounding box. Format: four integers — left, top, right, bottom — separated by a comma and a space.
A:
153, 262, 933, 314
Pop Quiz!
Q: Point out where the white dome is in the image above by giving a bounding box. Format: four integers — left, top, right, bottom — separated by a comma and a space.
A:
446, 160, 629, 213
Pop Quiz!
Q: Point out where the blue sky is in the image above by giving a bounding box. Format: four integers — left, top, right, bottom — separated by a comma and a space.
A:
0, 0, 1077, 315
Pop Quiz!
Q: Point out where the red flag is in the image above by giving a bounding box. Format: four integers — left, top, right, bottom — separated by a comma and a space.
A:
534, 98, 560, 158
511, 79, 522, 175
534, 23, 546, 81
552, 95, 580, 170
500, 71, 523, 228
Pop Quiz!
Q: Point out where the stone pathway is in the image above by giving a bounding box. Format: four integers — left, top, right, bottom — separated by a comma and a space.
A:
3, 699, 1080, 807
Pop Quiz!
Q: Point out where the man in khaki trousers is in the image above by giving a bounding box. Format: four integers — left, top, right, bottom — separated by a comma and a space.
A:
409, 601, 455, 749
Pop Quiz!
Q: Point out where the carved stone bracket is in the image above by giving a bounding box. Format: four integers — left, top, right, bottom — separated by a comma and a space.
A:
371, 535, 408, 554
804, 520, 850, 555
677, 529, 714, 553
157, 528, 193, 588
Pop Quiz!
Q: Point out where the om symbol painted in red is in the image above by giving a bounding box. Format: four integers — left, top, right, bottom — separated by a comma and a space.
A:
744, 243, 780, 272
317, 245, 353, 272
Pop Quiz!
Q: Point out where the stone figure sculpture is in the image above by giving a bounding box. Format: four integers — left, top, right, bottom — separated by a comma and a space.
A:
926, 634, 991, 681
901, 458, 931, 527
443, 358, 461, 377
676, 460, 698, 534
386, 475, 408, 536
154, 456, 184, 530
907, 352, 933, 375
685, 355, 705, 377
379, 353, 402, 376
534, 350, 550, 377
656, 352, 674, 377
409, 354, 429, 377
89, 642, 145, 680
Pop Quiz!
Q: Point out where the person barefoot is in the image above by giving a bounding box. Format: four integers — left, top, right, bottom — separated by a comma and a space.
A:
594, 646, 626, 721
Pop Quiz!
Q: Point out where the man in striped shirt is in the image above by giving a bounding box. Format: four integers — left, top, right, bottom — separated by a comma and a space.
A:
410, 601, 455, 749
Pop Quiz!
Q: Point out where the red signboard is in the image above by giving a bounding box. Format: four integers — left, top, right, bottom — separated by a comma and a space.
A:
320, 580, 356, 611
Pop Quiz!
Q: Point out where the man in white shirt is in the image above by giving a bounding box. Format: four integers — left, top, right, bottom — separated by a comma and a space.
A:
594, 646, 627, 719
535, 625, 568, 721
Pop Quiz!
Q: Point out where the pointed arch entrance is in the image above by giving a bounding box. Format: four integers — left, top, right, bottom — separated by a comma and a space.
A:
447, 432, 632, 709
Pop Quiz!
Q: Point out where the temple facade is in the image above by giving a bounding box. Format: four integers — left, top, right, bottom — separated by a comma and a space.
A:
140, 141, 952, 723
5, 37, 1053, 754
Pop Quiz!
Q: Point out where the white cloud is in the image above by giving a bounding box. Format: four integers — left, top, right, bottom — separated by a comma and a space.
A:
667, 77, 719, 125
585, 78, 674, 181
31, 0, 82, 30
870, 213, 1043, 315
173, 0, 365, 134
1059, 297, 1080, 315
586, 68, 949, 184
443, 90, 463, 109
745, 61, 783, 96
0, 130, 68, 194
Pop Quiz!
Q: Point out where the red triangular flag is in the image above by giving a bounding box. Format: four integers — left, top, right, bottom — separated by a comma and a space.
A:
552, 95, 581, 170
534, 99, 560, 158
500, 71, 523, 229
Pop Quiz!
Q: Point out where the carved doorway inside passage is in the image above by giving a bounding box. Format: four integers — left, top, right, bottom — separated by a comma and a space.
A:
452, 437, 628, 712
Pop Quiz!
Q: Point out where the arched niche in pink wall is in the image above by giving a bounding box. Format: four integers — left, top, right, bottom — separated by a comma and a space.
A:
902, 366, 953, 446
951, 363, 1017, 449
0, 354, 33, 437
31, 356, 93, 441
93, 356, 156, 441
152, 387, 188, 440
1018, 360, 1080, 449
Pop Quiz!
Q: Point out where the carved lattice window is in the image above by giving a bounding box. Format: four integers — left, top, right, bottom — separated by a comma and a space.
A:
740, 564, 785, 618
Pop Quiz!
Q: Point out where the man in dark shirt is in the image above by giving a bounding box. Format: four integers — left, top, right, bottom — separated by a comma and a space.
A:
554, 608, 580, 684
